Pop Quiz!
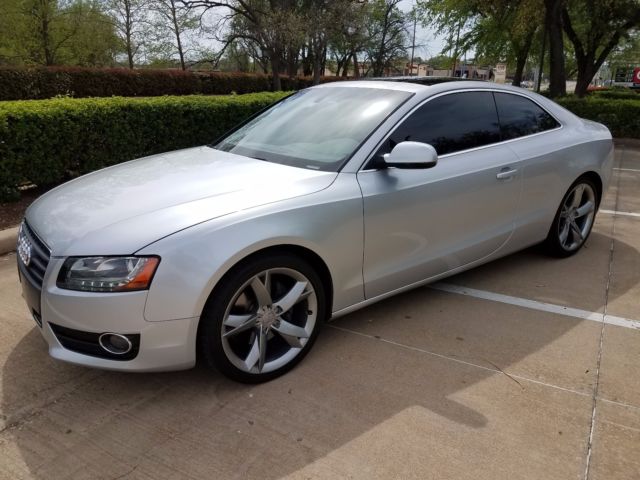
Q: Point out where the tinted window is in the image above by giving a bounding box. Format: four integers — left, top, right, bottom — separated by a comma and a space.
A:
373, 91, 501, 159
494, 92, 559, 140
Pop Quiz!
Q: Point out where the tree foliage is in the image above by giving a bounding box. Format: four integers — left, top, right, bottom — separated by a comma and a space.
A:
562, 0, 640, 96
0, 0, 119, 66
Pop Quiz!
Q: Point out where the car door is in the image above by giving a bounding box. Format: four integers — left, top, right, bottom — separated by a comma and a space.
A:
357, 91, 524, 299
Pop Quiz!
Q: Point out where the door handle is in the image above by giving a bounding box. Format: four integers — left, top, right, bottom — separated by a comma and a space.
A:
496, 168, 518, 180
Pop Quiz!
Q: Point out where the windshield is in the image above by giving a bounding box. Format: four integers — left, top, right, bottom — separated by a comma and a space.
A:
214, 87, 412, 171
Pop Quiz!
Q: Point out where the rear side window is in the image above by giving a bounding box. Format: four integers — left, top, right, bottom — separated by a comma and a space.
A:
494, 92, 560, 140
374, 91, 501, 157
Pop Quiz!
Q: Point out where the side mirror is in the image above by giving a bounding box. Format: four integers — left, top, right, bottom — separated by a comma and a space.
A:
383, 141, 438, 169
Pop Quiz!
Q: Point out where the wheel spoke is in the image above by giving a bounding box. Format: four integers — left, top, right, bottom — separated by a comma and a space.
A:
559, 221, 570, 245
244, 337, 260, 371
570, 220, 584, 241
222, 315, 257, 338
224, 313, 255, 328
250, 274, 272, 307
575, 200, 594, 218
570, 185, 585, 208
273, 319, 308, 348
257, 327, 267, 372
274, 281, 311, 314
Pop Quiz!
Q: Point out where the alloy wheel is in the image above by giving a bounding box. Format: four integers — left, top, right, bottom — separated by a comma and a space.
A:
557, 182, 596, 252
220, 268, 318, 374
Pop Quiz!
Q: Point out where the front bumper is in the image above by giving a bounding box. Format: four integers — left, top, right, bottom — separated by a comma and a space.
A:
20, 256, 199, 372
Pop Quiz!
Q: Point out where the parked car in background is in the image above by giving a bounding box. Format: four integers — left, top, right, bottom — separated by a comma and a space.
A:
17, 80, 614, 382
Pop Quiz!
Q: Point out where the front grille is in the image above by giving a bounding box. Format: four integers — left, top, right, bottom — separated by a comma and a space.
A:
49, 323, 140, 361
18, 222, 51, 289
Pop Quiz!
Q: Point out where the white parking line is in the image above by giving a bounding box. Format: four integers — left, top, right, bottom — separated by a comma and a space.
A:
600, 209, 640, 218
431, 283, 640, 331
614, 167, 640, 173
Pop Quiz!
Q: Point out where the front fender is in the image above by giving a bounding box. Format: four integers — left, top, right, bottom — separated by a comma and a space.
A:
138, 174, 364, 322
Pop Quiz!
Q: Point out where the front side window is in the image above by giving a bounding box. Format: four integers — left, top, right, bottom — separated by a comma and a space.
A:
494, 92, 560, 140
214, 87, 412, 171
372, 91, 501, 161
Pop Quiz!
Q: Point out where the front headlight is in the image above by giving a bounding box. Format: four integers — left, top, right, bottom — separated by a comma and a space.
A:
57, 256, 160, 292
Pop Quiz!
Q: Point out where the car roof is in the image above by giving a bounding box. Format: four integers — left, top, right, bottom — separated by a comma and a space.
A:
312, 79, 569, 125
315, 78, 526, 95
371, 76, 478, 86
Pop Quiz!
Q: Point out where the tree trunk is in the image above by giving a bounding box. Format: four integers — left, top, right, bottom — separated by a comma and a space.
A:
286, 47, 298, 78
312, 57, 322, 85
342, 55, 350, 77
302, 44, 313, 76
39, 1, 54, 65
271, 54, 282, 90
544, 0, 566, 97
312, 42, 322, 85
352, 52, 359, 78
511, 32, 534, 87
126, 37, 135, 69
170, 0, 186, 70
574, 66, 594, 97
125, 1, 134, 69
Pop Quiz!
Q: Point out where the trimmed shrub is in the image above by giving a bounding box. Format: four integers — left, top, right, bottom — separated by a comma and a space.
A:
588, 89, 640, 101
555, 96, 640, 138
0, 92, 289, 200
0, 66, 348, 100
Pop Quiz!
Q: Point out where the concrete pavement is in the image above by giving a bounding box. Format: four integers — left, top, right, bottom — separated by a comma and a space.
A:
0, 143, 639, 479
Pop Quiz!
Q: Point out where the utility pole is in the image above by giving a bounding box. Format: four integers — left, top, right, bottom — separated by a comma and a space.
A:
410, 5, 417, 76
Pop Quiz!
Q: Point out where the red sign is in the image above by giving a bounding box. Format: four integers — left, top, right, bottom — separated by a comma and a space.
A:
634, 67, 640, 85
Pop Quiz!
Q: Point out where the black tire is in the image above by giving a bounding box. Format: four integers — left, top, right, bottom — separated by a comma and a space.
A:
198, 253, 326, 383
544, 176, 599, 258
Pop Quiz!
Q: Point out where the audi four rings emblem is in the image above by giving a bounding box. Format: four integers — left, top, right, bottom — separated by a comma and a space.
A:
17, 225, 32, 267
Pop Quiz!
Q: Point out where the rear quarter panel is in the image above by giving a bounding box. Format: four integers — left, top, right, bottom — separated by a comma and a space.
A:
505, 117, 613, 250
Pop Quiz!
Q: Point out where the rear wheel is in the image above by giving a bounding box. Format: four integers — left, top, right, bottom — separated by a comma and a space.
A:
545, 177, 598, 257
199, 254, 326, 383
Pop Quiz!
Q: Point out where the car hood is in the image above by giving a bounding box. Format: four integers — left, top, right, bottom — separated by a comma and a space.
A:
26, 147, 337, 256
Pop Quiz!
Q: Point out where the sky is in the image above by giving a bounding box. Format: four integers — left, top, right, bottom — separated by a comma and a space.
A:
398, 0, 447, 60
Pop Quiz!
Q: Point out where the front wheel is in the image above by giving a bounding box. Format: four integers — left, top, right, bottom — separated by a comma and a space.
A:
544, 177, 598, 257
199, 254, 326, 383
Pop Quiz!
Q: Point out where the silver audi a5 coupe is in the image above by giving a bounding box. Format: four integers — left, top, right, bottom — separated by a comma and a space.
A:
17, 80, 613, 382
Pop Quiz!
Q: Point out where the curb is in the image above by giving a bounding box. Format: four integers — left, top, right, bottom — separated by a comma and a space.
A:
614, 138, 640, 147
0, 227, 18, 256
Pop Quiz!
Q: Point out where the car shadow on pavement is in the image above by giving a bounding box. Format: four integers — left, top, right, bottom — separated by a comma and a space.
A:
2, 231, 638, 479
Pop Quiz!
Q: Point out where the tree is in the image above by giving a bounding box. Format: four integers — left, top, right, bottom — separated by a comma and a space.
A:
304, 0, 361, 83
0, 0, 81, 65
0, 0, 119, 66
366, 0, 408, 77
326, 0, 370, 77
417, 0, 541, 86
183, 0, 304, 90
63, 1, 121, 66
562, 0, 640, 96
150, 0, 200, 69
104, 0, 149, 68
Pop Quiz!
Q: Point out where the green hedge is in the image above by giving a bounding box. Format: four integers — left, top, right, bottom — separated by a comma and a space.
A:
588, 89, 640, 100
556, 96, 640, 138
0, 66, 347, 100
1, 91, 637, 201
0, 92, 289, 200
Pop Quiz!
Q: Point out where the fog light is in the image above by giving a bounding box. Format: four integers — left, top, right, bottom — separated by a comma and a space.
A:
98, 333, 133, 355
